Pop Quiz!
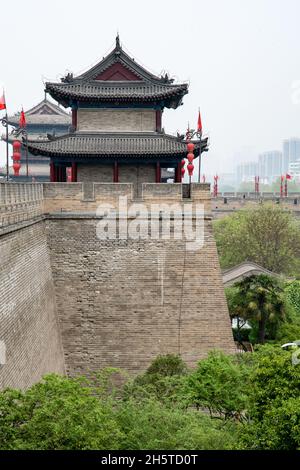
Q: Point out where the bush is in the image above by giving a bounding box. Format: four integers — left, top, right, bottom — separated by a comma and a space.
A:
244, 397, 300, 450
116, 398, 240, 450
144, 354, 187, 377
123, 354, 188, 406
186, 351, 251, 420
239, 345, 300, 449
0, 374, 122, 450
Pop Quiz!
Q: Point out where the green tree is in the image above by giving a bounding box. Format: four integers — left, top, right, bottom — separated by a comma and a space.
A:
227, 275, 285, 344
185, 351, 251, 420
0, 374, 122, 450
242, 345, 300, 450
214, 205, 300, 276
116, 397, 239, 450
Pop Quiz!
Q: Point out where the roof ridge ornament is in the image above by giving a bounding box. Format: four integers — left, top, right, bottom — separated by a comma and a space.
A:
116, 33, 121, 50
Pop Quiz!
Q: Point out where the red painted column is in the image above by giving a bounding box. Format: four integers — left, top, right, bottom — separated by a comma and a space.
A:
156, 161, 161, 183
113, 161, 119, 182
71, 162, 77, 182
156, 110, 162, 132
176, 162, 181, 183
50, 162, 55, 182
72, 108, 77, 130
58, 166, 63, 182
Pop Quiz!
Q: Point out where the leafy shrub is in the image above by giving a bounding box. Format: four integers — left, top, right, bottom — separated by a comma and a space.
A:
186, 351, 251, 420
123, 354, 188, 406
116, 398, 240, 450
0, 374, 122, 450
249, 344, 300, 420
244, 397, 300, 450
144, 354, 187, 377
284, 281, 300, 315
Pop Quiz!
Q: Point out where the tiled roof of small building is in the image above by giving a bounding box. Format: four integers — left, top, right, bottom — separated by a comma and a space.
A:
7, 98, 71, 127
45, 36, 188, 109
25, 132, 208, 158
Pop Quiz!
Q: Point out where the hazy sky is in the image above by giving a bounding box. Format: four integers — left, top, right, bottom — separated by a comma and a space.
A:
1, 0, 300, 177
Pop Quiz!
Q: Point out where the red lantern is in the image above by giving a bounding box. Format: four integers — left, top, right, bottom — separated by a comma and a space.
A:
13, 162, 21, 176
12, 140, 22, 176
13, 152, 21, 161
13, 140, 21, 151
187, 142, 195, 152
181, 159, 185, 167
187, 163, 194, 176
181, 167, 185, 176
187, 152, 194, 163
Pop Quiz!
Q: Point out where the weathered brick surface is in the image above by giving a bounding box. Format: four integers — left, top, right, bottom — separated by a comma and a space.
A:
0, 221, 65, 389
77, 164, 114, 183
119, 164, 156, 198
0, 183, 44, 228
0, 182, 235, 386
46, 183, 235, 376
77, 109, 156, 132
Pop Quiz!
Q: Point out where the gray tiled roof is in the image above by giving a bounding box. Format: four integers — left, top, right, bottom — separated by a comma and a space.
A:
26, 132, 208, 158
7, 98, 71, 127
45, 37, 188, 108
46, 82, 188, 103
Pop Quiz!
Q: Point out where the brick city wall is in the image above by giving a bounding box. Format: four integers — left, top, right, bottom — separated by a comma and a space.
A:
0, 183, 44, 228
0, 220, 65, 389
77, 109, 156, 132
45, 182, 235, 376
0, 182, 235, 387
212, 193, 300, 219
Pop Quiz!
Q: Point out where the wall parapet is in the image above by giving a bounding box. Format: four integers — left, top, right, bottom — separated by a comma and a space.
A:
0, 183, 44, 229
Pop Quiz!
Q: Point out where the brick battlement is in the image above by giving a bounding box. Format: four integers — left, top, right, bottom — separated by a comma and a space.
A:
0, 182, 212, 230
0, 183, 44, 230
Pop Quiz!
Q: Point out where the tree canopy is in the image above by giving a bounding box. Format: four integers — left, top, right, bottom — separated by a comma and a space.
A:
214, 204, 300, 276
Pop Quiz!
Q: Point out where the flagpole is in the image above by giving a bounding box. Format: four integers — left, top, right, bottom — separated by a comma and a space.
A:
6, 111, 9, 181
198, 142, 202, 183
25, 131, 29, 179
197, 108, 202, 183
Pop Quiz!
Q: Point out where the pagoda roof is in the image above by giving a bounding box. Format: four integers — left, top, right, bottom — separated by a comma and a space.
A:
45, 36, 188, 109
7, 97, 71, 127
25, 132, 208, 158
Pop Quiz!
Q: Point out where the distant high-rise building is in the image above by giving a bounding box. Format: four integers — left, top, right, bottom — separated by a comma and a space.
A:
282, 138, 300, 173
258, 151, 282, 183
236, 161, 258, 183
289, 159, 300, 182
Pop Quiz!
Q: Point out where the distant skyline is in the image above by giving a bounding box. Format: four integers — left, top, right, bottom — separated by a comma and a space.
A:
1, 0, 300, 178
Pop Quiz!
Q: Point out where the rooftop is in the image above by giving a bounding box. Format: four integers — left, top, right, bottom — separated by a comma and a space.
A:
26, 132, 208, 158
45, 36, 188, 109
7, 97, 71, 127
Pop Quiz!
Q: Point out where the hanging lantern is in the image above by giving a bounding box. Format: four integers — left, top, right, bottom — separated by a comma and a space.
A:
13, 162, 21, 176
13, 152, 21, 161
187, 163, 194, 176
187, 142, 195, 152
12, 140, 22, 177
181, 167, 185, 176
181, 159, 185, 167
13, 140, 21, 151
187, 152, 194, 163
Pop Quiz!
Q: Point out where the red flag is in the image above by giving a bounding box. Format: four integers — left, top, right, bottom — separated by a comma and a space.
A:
0, 91, 6, 111
286, 173, 292, 180
197, 109, 202, 134
19, 108, 26, 128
